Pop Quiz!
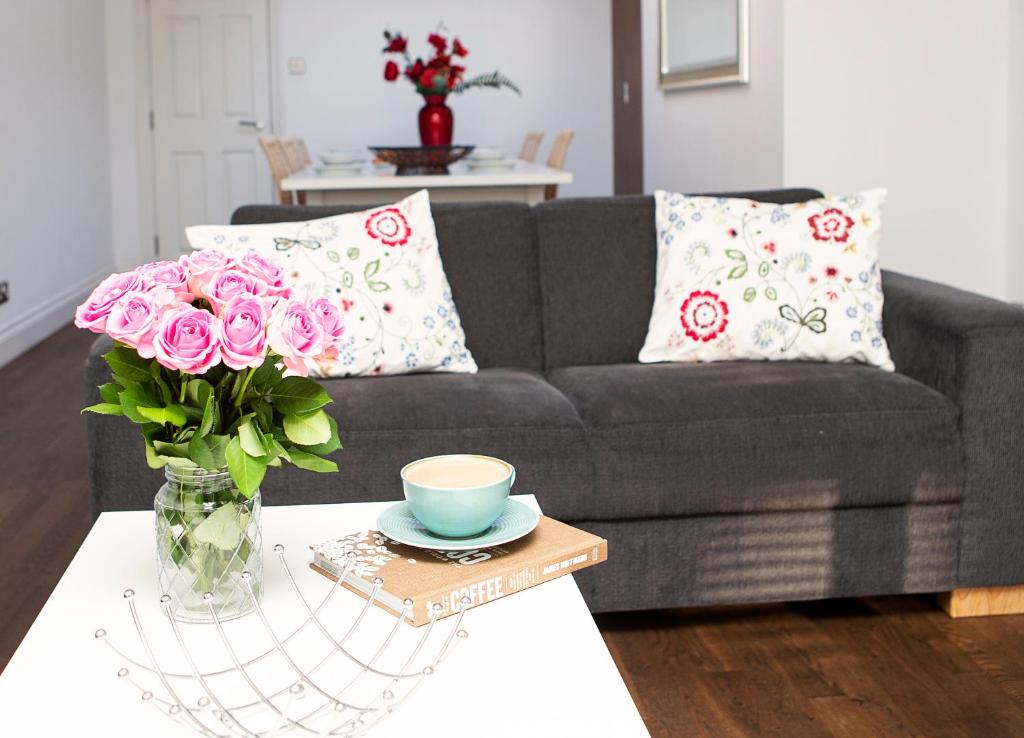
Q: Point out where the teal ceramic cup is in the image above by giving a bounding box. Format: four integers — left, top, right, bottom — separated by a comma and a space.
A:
400, 454, 516, 538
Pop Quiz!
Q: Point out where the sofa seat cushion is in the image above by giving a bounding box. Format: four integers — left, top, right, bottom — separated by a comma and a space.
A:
547, 362, 962, 519
304, 368, 592, 517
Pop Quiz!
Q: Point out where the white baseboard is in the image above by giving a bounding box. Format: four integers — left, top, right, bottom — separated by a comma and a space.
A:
0, 265, 115, 369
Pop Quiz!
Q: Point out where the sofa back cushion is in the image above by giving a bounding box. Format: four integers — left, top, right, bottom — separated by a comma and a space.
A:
534, 189, 824, 369
232, 201, 545, 371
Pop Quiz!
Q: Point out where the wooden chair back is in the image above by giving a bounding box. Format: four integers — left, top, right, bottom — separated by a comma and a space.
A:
519, 131, 544, 163
544, 129, 574, 200
296, 138, 312, 166
259, 136, 294, 205
281, 137, 306, 172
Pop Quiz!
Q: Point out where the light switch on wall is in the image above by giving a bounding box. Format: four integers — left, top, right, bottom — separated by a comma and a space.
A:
288, 57, 306, 75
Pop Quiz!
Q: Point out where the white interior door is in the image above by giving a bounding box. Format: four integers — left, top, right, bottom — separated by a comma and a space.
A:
150, 0, 272, 256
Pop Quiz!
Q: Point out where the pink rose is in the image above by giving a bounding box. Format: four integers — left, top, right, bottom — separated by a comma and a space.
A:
268, 300, 325, 377
238, 250, 291, 299
105, 290, 174, 358
74, 271, 150, 332
153, 303, 221, 374
219, 296, 269, 370
182, 250, 235, 296
308, 298, 345, 355
204, 269, 268, 315
138, 260, 192, 302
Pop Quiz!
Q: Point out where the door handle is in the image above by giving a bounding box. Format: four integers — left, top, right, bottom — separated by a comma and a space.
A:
239, 119, 266, 130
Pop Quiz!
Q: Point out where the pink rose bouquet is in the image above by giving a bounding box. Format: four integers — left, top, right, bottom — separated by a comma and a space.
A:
76, 250, 344, 496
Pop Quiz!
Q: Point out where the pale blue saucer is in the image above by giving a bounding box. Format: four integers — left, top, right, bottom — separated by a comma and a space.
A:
377, 498, 540, 551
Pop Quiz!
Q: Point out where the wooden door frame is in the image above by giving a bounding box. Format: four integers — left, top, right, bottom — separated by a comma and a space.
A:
611, 0, 644, 194
132, 0, 278, 258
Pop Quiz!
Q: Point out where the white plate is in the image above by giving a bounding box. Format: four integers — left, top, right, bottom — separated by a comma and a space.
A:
320, 150, 364, 165
468, 147, 506, 161
315, 164, 363, 176
467, 159, 516, 172
376, 499, 540, 551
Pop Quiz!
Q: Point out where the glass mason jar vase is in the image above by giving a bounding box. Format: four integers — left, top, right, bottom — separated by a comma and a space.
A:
155, 466, 263, 623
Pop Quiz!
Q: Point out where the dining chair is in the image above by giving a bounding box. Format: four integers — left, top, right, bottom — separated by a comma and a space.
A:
296, 138, 312, 167
281, 137, 306, 172
544, 129, 574, 200
519, 131, 544, 163
258, 136, 295, 205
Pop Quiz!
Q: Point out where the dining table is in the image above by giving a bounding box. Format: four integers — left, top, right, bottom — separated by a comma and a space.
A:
281, 159, 573, 206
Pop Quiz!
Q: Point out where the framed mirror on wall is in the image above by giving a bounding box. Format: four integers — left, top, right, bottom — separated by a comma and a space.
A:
658, 0, 749, 90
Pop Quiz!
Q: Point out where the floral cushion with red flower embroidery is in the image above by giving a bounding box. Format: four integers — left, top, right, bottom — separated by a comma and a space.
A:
638, 189, 894, 370
185, 190, 477, 377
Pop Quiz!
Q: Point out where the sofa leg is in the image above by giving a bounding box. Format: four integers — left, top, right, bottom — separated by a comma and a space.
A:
939, 586, 1024, 618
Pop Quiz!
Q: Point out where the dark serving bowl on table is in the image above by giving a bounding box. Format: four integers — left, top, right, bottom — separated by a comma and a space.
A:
369, 145, 475, 175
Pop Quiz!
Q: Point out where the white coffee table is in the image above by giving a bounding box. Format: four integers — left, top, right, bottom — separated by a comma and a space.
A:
0, 495, 648, 737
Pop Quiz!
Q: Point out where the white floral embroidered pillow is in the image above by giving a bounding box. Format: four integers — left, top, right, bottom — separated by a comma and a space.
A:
639, 189, 894, 370
186, 190, 478, 377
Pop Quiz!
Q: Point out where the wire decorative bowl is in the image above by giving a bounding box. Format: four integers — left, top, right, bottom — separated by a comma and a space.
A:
94, 543, 471, 737
368, 146, 475, 175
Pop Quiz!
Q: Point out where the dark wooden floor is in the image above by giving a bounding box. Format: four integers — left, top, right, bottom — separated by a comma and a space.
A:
4, 325, 1024, 736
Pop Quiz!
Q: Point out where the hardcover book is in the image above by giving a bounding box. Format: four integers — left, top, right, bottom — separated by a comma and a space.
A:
309, 516, 607, 626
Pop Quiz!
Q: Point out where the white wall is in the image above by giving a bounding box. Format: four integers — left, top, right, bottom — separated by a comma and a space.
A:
782, 0, 1012, 299
274, 0, 613, 197
0, 1, 115, 367
1009, 1, 1024, 303
641, 0, 784, 193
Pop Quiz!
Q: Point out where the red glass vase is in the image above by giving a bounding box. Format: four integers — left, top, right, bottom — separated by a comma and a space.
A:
418, 94, 453, 147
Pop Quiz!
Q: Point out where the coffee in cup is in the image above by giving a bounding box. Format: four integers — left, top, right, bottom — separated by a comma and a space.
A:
400, 454, 515, 538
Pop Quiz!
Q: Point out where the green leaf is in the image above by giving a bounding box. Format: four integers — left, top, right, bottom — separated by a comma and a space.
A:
251, 355, 282, 391
296, 414, 341, 455
779, 305, 802, 324
137, 404, 188, 426
724, 249, 746, 261
252, 398, 274, 432
153, 439, 191, 458
198, 392, 217, 436
186, 378, 214, 407
346, 247, 360, 260
145, 443, 167, 469
326, 250, 340, 263
804, 306, 828, 334
727, 264, 747, 280
758, 262, 770, 278
765, 286, 778, 301
342, 271, 354, 288
103, 348, 151, 382
287, 448, 338, 473
192, 503, 249, 550
82, 402, 123, 416
119, 391, 153, 424
98, 383, 122, 404
742, 287, 757, 303
269, 376, 332, 415
238, 420, 266, 457
367, 280, 390, 292
225, 436, 266, 498
189, 434, 230, 470
364, 259, 381, 279
283, 409, 331, 446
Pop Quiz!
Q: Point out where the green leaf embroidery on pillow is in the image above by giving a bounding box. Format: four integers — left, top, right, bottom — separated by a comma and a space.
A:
743, 287, 757, 303
803, 307, 828, 334
364, 259, 381, 278
765, 286, 778, 300
779, 304, 828, 334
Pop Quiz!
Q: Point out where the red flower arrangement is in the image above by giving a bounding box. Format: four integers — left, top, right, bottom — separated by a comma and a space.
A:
381, 27, 519, 97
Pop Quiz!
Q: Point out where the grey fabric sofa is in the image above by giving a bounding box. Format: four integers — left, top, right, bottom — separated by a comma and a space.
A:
86, 190, 1024, 614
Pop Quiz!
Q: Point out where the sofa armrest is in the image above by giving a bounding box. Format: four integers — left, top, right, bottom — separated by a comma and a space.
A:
881, 270, 1024, 587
